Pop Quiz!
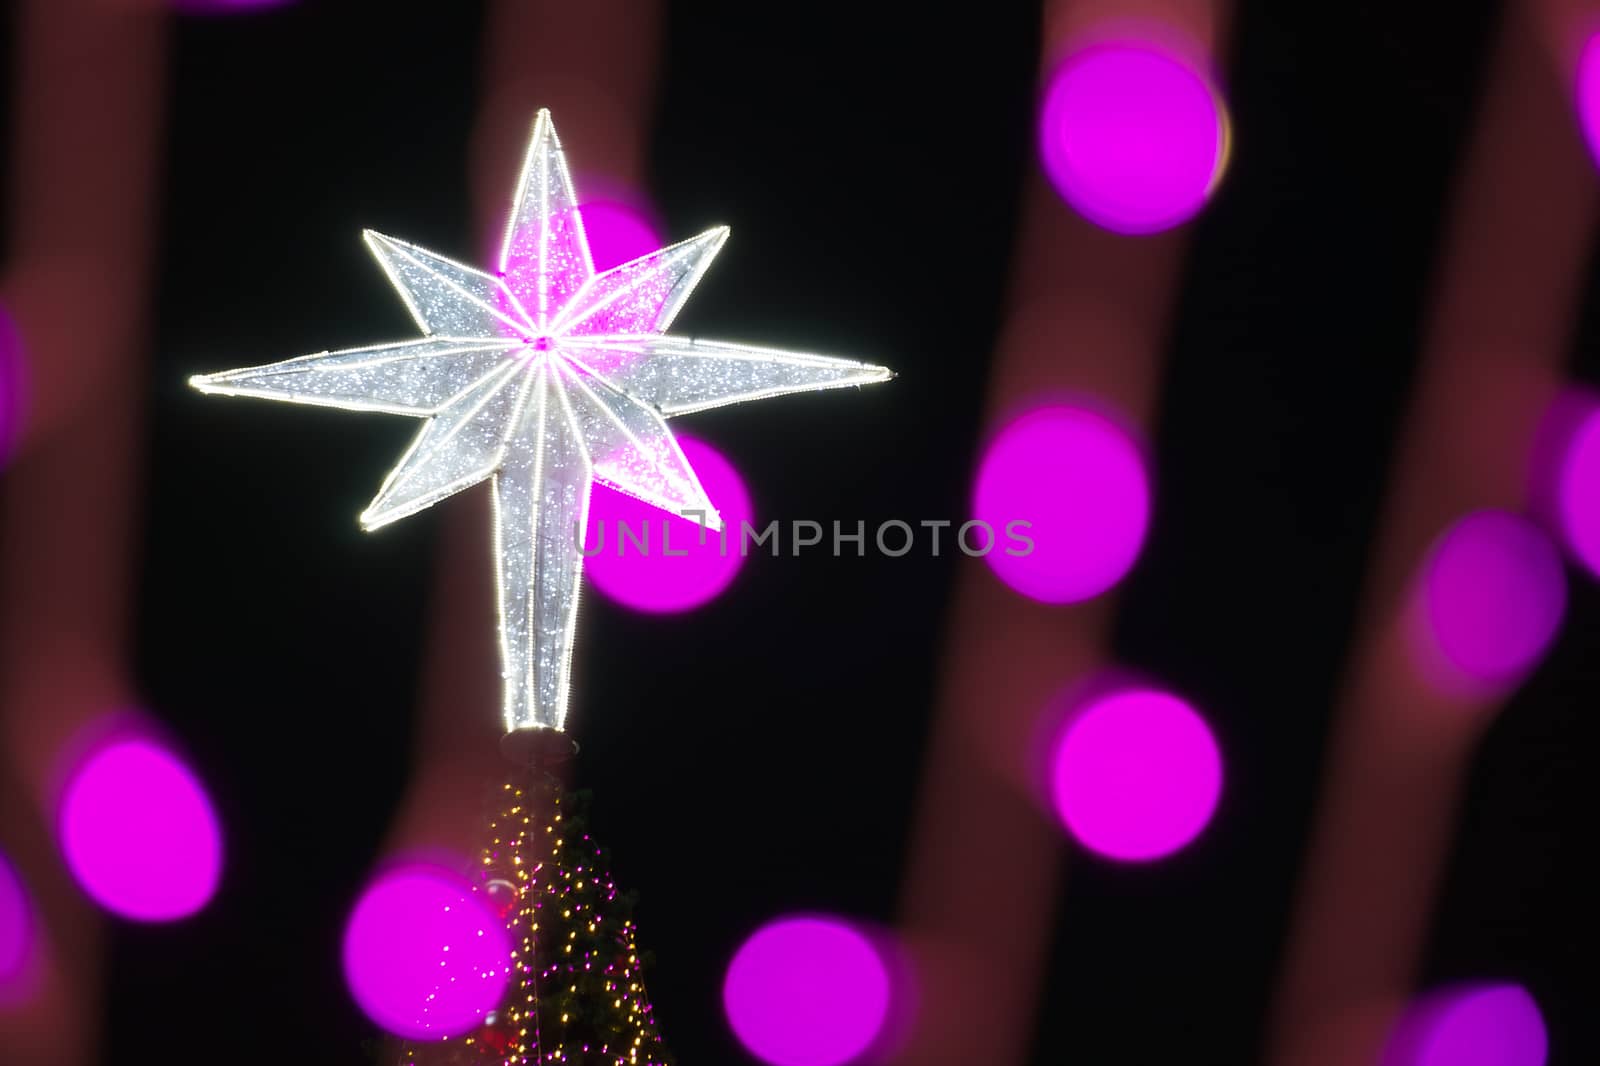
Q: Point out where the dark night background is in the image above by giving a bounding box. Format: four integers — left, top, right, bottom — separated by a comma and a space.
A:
2, 0, 1594, 1063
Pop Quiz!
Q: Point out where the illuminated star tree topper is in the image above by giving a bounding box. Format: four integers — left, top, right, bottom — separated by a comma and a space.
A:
192, 110, 892, 734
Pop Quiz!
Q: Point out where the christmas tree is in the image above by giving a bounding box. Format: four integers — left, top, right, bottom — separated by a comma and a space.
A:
402, 767, 673, 1066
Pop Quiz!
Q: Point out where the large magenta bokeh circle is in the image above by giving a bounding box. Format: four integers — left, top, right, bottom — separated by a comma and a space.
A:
342, 866, 512, 1040
1422, 512, 1566, 685
723, 915, 892, 1066
973, 405, 1150, 603
0, 301, 25, 467
1390, 983, 1549, 1066
1050, 688, 1222, 862
585, 436, 753, 613
1038, 41, 1228, 234
1577, 34, 1600, 170
58, 738, 223, 922
1, 850, 32, 988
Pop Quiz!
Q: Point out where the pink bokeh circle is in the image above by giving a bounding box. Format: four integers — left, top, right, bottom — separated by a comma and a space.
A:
1038, 40, 1228, 234
724, 915, 892, 1066
58, 738, 223, 922
1421, 511, 1566, 686
585, 436, 753, 613
972, 404, 1150, 604
579, 198, 664, 271
1, 850, 33, 989
342, 866, 512, 1040
1, 301, 26, 467
1577, 34, 1600, 168
1387, 983, 1548, 1066
1556, 405, 1600, 577
1050, 688, 1222, 862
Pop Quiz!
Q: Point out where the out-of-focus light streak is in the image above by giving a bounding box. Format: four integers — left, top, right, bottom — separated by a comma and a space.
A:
1385, 983, 1548, 1066
585, 435, 752, 613
972, 404, 1150, 604
1048, 686, 1221, 861
57, 736, 222, 922
1038, 38, 1230, 235
724, 915, 893, 1066
342, 865, 512, 1041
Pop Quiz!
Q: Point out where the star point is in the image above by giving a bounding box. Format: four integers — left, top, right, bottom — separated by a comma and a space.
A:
192, 111, 892, 733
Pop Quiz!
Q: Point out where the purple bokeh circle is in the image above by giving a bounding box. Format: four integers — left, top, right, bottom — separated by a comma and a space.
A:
580, 198, 664, 272
1577, 34, 1600, 169
585, 436, 753, 613
1, 850, 33, 988
972, 404, 1150, 603
1556, 405, 1600, 577
1038, 41, 1227, 234
1050, 688, 1222, 862
1422, 512, 1566, 685
58, 738, 223, 922
342, 866, 512, 1040
723, 915, 892, 1066
1, 302, 26, 467
1389, 983, 1548, 1066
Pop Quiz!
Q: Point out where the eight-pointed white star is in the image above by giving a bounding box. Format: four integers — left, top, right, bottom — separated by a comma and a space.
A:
191, 109, 892, 733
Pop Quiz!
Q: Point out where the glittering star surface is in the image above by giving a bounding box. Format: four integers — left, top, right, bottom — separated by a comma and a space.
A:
192, 110, 892, 733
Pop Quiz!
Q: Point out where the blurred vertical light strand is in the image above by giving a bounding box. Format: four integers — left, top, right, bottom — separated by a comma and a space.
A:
0, 0, 170, 1061
888, 3, 1235, 1065
1265, 5, 1597, 1064
1545, 393, 1600, 575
